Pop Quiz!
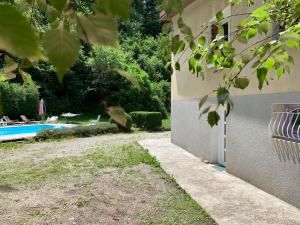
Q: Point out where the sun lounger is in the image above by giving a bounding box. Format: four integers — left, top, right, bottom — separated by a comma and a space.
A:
89, 115, 101, 125
3, 116, 24, 125
0, 119, 7, 126
46, 116, 58, 124
20, 115, 39, 124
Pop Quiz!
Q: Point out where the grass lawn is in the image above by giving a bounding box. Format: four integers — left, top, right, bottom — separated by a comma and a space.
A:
57, 113, 109, 125
162, 113, 171, 130
0, 133, 215, 225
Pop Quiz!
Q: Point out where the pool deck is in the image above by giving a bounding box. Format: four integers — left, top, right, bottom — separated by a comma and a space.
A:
0, 133, 36, 142
0, 124, 74, 142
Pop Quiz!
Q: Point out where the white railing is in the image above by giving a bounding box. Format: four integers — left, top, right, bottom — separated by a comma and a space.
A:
269, 107, 300, 163
269, 109, 300, 142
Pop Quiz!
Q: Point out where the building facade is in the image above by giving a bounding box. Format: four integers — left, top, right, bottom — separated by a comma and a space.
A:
171, 0, 300, 208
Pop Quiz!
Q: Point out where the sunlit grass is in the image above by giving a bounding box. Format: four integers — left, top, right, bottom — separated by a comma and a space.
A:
0, 143, 159, 185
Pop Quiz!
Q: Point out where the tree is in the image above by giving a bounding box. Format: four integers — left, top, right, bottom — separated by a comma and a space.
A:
118, 0, 162, 37
162, 0, 300, 126
1, 0, 298, 126
0, 0, 135, 121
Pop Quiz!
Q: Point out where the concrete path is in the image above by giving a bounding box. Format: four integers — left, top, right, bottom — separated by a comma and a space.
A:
139, 138, 300, 225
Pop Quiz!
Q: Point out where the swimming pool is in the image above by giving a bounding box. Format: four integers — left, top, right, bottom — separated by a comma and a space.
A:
0, 124, 66, 136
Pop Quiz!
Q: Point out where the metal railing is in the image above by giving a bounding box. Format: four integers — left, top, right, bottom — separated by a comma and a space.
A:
269, 108, 300, 163
269, 109, 300, 142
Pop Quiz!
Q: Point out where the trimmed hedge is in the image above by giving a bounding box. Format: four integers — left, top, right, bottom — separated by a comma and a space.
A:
35, 123, 118, 140
109, 113, 133, 131
129, 111, 162, 130
0, 82, 39, 119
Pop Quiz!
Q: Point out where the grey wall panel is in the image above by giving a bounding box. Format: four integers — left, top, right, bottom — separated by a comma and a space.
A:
171, 98, 218, 162
172, 92, 300, 208
227, 92, 300, 208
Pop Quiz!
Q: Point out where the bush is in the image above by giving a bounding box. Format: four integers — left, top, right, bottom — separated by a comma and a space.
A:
129, 111, 162, 130
35, 123, 118, 140
109, 113, 133, 132
0, 81, 39, 119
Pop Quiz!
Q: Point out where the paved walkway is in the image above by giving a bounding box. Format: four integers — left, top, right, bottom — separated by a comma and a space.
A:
139, 138, 300, 225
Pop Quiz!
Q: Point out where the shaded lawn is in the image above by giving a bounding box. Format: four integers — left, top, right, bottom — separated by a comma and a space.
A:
162, 113, 171, 130
57, 113, 109, 125
0, 141, 215, 225
58, 112, 172, 130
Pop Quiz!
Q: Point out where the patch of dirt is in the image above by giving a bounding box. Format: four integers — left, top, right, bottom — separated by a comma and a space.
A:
0, 164, 173, 225
0, 132, 170, 163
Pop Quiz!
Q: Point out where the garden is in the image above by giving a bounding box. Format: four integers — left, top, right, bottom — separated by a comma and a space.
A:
0, 0, 217, 224
0, 132, 216, 225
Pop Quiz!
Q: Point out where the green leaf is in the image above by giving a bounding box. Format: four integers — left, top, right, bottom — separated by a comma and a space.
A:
252, 60, 261, 68
19, 69, 34, 86
177, 17, 193, 43
241, 54, 251, 64
162, 0, 183, 14
171, 35, 185, 54
216, 11, 224, 22
234, 77, 249, 89
296, 3, 300, 17
177, 40, 186, 53
226, 97, 234, 117
288, 56, 295, 65
162, 23, 171, 33
171, 0, 184, 13
264, 57, 275, 70
217, 87, 229, 105
3, 56, 18, 73
246, 28, 258, 40
200, 106, 211, 118
259, 22, 270, 35
164, 61, 171, 70
0, 72, 16, 81
47, 6, 59, 22
37, 0, 47, 12
112, 68, 141, 91
50, 0, 67, 11
95, 0, 132, 20
199, 95, 208, 109
276, 67, 284, 79
198, 36, 206, 47
208, 111, 220, 127
107, 106, 127, 128
252, 5, 269, 20
43, 27, 81, 81
257, 67, 267, 90
175, 61, 180, 71
274, 51, 289, 63
285, 65, 291, 74
77, 13, 118, 47
0, 5, 40, 58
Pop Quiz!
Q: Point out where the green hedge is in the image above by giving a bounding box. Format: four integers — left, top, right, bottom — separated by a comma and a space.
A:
129, 111, 162, 130
35, 123, 118, 140
0, 82, 39, 119
109, 113, 133, 131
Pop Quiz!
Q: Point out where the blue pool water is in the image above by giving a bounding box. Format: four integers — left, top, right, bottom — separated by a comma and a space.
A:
0, 124, 66, 136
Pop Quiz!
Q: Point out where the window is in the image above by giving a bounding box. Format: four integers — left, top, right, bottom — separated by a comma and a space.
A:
269, 104, 300, 163
210, 22, 229, 42
269, 104, 300, 141
209, 6, 231, 42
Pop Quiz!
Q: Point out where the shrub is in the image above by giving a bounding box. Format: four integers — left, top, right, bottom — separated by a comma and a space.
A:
109, 113, 133, 132
0, 81, 39, 119
129, 111, 162, 130
35, 123, 118, 140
